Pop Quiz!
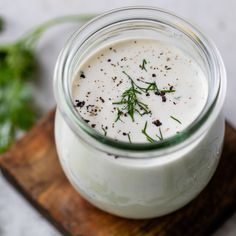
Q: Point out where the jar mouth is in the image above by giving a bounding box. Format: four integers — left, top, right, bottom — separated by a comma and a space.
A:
54, 6, 226, 156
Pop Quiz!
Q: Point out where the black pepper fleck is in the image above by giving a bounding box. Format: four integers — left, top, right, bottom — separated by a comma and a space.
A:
80, 72, 86, 78
99, 97, 105, 103
162, 96, 167, 102
75, 100, 85, 108
155, 91, 161, 96
160, 91, 166, 96
152, 119, 162, 127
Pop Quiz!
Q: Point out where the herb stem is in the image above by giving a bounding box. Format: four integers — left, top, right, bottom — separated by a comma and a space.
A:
127, 133, 132, 143
23, 14, 96, 47
139, 59, 147, 71
138, 80, 175, 94
170, 115, 182, 124
102, 127, 107, 136
3, 14, 96, 49
156, 127, 164, 141
142, 121, 156, 143
161, 89, 176, 93
0, 14, 96, 153
113, 71, 150, 122
114, 108, 124, 122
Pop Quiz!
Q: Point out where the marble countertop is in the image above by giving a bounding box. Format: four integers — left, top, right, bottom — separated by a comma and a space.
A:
1, 0, 236, 235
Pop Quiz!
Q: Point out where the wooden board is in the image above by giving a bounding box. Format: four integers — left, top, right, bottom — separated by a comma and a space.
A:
0, 109, 236, 236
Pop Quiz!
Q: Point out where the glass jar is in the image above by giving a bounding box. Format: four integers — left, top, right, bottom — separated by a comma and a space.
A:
53, 7, 226, 219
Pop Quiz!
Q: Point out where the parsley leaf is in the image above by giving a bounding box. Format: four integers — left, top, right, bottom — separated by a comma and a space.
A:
0, 14, 95, 153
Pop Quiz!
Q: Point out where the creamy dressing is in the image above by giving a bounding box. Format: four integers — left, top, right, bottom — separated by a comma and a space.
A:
72, 39, 208, 142
55, 109, 224, 218
54, 9, 226, 219
55, 39, 225, 218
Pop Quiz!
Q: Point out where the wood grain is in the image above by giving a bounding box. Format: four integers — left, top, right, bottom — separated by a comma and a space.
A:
0, 109, 236, 236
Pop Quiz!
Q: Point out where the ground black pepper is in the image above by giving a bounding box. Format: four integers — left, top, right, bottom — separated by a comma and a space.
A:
75, 100, 85, 108
152, 119, 162, 127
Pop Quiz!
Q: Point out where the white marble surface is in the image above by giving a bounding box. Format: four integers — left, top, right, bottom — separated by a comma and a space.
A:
0, 0, 236, 235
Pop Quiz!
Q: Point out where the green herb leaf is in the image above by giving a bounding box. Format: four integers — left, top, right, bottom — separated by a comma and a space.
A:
0, 121, 14, 153
102, 127, 107, 136
3, 43, 36, 80
156, 127, 164, 141
142, 121, 156, 143
127, 133, 132, 143
142, 122, 165, 143
114, 108, 124, 122
138, 80, 175, 94
0, 80, 36, 152
139, 59, 147, 71
170, 115, 182, 124
113, 71, 150, 122
0, 14, 96, 153
160, 89, 176, 93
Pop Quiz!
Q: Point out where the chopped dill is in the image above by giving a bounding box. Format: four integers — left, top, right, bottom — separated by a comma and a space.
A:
102, 127, 107, 136
139, 59, 147, 71
142, 121, 156, 143
139, 80, 176, 94
113, 71, 150, 122
156, 127, 164, 141
142, 122, 164, 143
127, 133, 132, 143
115, 108, 124, 122
170, 115, 182, 124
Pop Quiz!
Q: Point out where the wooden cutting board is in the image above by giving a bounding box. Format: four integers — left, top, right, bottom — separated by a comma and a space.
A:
0, 109, 236, 236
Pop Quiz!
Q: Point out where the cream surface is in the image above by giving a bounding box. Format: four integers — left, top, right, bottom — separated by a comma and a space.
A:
54, 38, 226, 219
72, 39, 208, 143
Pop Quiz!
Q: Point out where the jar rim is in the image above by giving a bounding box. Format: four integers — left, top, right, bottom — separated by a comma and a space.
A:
54, 6, 226, 157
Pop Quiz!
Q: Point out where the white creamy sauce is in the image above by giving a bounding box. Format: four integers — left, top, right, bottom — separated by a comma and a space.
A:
72, 38, 208, 143
55, 38, 225, 218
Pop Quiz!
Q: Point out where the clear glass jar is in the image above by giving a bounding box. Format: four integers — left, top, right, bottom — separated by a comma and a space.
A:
53, 7, 226, 219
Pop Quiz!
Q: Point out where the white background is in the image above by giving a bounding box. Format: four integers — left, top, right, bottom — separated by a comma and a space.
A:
0, 0, 236, 235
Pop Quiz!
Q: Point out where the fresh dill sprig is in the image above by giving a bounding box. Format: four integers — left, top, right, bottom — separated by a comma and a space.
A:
142, 122, 164, 143
127, 133, 132, 143
114, 108, 124, 122
101, 127, 107, 136
156, 127, 164, 141
170, 115, 182, 124
142, 121, 156, 143
139, 59, 147, 71
161, 89, 176, 93
139, 80, 176, 94
113, 71, 150, 122
159, 127, 163, 140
